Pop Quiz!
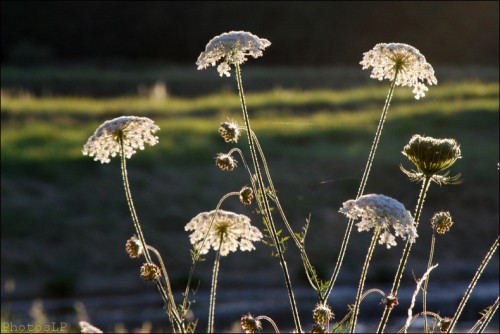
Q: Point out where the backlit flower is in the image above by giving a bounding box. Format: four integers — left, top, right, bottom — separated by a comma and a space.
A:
360, 43, 437, 99
196, 31, 271, 77
215, 153, 238, 171
401, 134, 462, 184
339, 194, 416, 249
431, 211, 454, 235
240, 313, 262, 333
82, 116, 160, 163
185, 210, 262, 256
140, 263, 161, 281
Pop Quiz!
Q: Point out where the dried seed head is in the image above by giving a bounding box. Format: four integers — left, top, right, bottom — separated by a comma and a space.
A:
140, 263, 161, 282
219, 121, 241, 143
125, 236, 143, 259
241, 313, 262, 333
312, 303, 334, 326
215, 153, 237, 171
439, 317, 452, 333
239, 186, 254, 205
431, 211, 454, 235
385, 294, 399, 310
310, 324, 326, 333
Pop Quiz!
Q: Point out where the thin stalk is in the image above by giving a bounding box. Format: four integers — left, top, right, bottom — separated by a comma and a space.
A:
235, 63, 302, 332
324, 71, 399, 301
350, 229, 380, 333
255, 315, 281, 333
377, 175, 432, 333
251, 131, 320, 292
181, 192, 238, 315
119, 141, 183, 332
423, 232, 437, 333
207, 241, 223, 333
475, 296, 499, 333
446, 236, 499, 333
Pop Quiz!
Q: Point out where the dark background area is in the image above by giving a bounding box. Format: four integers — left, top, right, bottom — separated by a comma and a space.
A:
1, 1, 499, 66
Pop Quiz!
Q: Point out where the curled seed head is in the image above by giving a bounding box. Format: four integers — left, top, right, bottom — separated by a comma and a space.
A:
312, 303, 334, 326
385, 294, 399, 310
439, 317, 452, 333
431, 211, 454, 235
140, 263, 161, 282
219, 121, 240, 143
125, 236, 143, 259
215, 153, 237, 171
240, 313, 262, 333
239, 186, 254, 205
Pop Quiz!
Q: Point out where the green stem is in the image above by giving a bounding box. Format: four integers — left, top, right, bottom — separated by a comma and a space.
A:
423, 232, 437, 333
324, 71, 399, 301
208, 240, 223, 334
350, 229, 380, 333
235, 63, 302, 333
446, 236, 499, 333
377, 176, 432, 333
119, 142, 183, 332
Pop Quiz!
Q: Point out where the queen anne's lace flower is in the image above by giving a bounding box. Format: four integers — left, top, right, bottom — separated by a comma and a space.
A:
185, 210, 262, 256
401, 134, 462, 184
196, 31, 271, 77
82, 116, 160, 163
360, 43, 437, 99
339, 194, 417, 249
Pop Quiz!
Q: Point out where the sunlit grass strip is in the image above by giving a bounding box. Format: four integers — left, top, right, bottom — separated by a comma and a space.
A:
1, 82, 497, 115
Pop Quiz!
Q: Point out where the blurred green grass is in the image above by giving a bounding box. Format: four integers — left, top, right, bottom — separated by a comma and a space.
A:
1, 67, 498, 301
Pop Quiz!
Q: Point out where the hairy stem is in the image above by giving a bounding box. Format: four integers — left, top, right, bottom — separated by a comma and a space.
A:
446, 236, 499, 333
377, 176, 432, 333
235, 63, 302, 332
350, 229, 380, 333
324, 72, 399, 301
208, 241, 222, 333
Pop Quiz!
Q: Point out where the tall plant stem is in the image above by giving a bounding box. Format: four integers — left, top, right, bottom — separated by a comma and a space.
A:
119, 141, 184, 333
377, 176, 432, 333
475, 296, 499, 333
423, 232, 437, 333
350, 229, 380, 333
324, 71, 399, 301
446, 236, 499, 333
207, 242, 222, 333
235, 63, 302, 333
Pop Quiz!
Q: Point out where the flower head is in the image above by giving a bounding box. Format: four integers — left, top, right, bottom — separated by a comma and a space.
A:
215, 153, 238, 171
125, 236, 143, 259
339, 194, 416, 249
185, 210, 262, 256
431, 211, 454, 235
219, 120, 241, 143
312, 303, 334, 326
239, 186, 254, 206
196, 31, 271, 77
82, 116, 160, 163
140, 263, 161, 281
401, 134, 462, 184
240, 313, 262, 333
360, 43, 437, 99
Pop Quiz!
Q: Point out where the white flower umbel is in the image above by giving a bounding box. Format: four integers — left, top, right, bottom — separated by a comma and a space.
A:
185, 210, 262, 256
83, 116, 160, 163
360, 43, 437, 99
339, 194, 417, 249
196, 31, 271, 77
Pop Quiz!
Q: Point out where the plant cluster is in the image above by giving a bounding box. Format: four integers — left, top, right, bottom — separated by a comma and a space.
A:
81, 31, 498, 333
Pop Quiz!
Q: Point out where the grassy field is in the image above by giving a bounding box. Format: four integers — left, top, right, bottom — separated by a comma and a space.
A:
1, 66, 499, 331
